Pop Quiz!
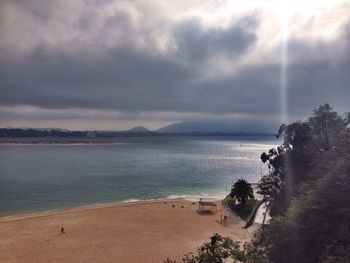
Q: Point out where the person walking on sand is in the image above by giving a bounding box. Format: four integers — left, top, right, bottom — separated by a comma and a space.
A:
61, 227, 65, 234
223, 215, 229, 227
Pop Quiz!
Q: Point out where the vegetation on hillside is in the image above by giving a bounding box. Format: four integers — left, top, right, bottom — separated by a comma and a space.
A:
256, 104, 350, 262
164, 233, 267, 263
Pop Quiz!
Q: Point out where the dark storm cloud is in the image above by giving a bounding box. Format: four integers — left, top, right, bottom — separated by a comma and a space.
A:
285, 28, 350, 117
173, 15, 258, 61
0, 0, 349, 130
0, 6, 259, 114
0, 45, 194, 111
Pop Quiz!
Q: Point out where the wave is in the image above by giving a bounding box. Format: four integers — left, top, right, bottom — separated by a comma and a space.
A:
123, 198, 142, 203
166, 192, 226, 202
210, 156, 256, 161
121, 192, 227, 204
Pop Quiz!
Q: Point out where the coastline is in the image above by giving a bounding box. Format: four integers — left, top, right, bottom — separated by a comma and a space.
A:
0, 198, 253, 263
0, 185, 258, 219
0, 134, 276, 145
0, 142, 126, 146
0, 194, 225, 223
0, 197, 195, 222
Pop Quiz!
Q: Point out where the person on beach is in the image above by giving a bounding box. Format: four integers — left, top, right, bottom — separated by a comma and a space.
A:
61, 227, 65, 234
223, 215, 228, 227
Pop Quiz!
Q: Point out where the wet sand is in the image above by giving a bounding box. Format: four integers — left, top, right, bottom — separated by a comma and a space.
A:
0, 199, 253, 263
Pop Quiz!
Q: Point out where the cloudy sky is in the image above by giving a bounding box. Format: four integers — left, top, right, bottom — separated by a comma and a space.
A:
0, 0, 349, 131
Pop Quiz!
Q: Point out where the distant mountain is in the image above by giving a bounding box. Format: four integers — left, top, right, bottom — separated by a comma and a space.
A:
157, 122, 194, 133
157, 121, 239, 133
157, 121, 274, 134
127, 125, 150, 132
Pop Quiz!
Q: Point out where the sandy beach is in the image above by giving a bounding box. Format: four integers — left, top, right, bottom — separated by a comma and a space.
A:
0, 199, 253, 263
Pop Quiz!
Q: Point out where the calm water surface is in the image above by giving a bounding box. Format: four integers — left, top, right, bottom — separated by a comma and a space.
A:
0, 136, 278, 216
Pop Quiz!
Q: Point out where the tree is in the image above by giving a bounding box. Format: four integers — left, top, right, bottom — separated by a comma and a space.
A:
258, 104, 349, 216
258, 121, 313, 215
230, 179, 254, 208
164, 233, 267, 263
254, 105, 350, 262
308, 104, 349, 150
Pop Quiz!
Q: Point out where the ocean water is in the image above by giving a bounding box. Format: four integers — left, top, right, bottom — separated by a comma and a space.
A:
0, 136, 279, 216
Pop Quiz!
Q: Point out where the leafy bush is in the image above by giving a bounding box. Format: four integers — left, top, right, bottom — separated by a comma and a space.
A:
164, 233, 267, 263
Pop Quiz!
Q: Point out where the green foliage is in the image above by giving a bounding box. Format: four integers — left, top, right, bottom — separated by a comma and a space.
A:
225, 196, 236, 209
255, 104, 350, 262
230, 179, 254, 208
258, 104, 349, 216
258, 120, 316, 215
231, 198, 258, 221
259, 161, 350, 263
308, 103, 349, 149
164, 233, 268, 263
320, 245, 350, 263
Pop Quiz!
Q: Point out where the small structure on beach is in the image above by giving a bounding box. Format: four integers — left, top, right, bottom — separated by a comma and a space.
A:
198, 201, 217, 213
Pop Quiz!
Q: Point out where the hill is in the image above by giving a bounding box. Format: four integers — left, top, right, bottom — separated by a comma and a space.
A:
157, 121, 273, 133
127, 126, 150, 132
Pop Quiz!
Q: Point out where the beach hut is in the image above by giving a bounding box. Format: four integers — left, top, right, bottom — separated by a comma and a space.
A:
198, 201, 217, 213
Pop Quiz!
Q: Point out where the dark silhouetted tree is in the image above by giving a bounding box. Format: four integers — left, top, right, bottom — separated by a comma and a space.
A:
230, 179, 254, 208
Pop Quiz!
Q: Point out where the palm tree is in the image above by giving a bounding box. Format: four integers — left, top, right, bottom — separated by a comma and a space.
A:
230, 179, 254, 208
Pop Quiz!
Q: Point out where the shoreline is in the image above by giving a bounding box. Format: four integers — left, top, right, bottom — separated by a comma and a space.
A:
0, 142, 126, 146
0, 194, 227, 222
0, 197, 187, 222
0, 184, 258, 220
0, 134, 276, 145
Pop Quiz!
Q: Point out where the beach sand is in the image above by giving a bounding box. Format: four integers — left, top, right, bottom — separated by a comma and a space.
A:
0, 199, 253, 263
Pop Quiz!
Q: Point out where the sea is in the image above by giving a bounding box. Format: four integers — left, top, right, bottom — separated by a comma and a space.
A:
0, 136, 279, 216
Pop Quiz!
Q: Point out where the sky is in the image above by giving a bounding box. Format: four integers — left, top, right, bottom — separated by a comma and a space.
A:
0, 0, 349, 131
